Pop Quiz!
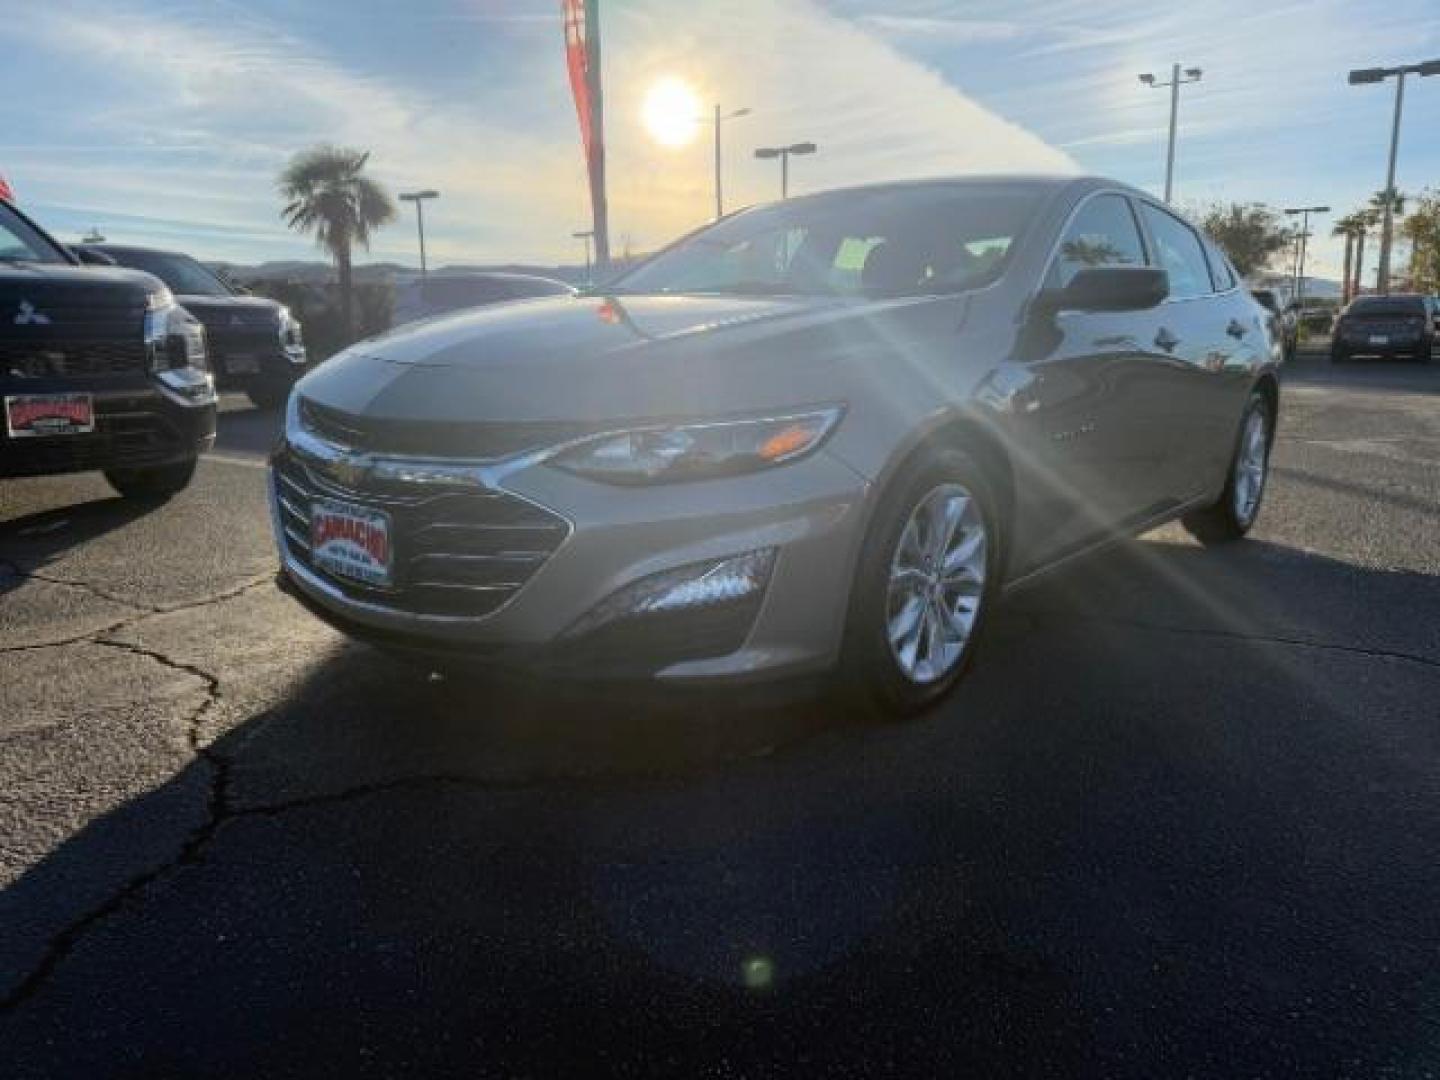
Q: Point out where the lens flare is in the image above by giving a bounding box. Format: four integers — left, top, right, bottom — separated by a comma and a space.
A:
643, 77, 701, 148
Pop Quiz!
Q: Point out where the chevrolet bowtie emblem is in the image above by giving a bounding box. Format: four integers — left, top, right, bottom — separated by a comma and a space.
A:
14, 300, 50, 326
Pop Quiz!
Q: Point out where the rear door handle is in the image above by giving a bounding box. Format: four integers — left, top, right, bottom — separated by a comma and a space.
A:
1154, 328, 1180, 352
1226, 319, 1248, 339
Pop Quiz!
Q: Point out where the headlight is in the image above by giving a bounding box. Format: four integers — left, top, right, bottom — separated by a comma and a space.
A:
144, 296, 208, 372
278, 307, 306, 364
550, 407, 843, 484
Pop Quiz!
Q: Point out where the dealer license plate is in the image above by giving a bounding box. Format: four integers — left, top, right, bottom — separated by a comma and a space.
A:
5, 393, 95, 438
224, 354, 262, 375
310, 499, 393, 587
1369, 335, 1389, 345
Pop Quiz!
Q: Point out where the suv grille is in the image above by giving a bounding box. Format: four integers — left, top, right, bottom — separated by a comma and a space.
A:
299, 398, 593, 461
0, 340, 149, 378
274, 447, 569, 618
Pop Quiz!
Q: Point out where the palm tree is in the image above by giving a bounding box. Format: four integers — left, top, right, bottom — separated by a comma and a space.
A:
1332, 213, 1366, 303
278, 146, 396, 343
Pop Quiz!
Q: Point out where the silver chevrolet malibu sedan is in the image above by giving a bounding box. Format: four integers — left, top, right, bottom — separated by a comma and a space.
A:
271, 176, 1278, 717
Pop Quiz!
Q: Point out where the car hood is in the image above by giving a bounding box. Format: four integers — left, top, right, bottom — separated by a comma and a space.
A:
176, 294, 283, 324
0, 263, 166, 329
298, 292, 956, 426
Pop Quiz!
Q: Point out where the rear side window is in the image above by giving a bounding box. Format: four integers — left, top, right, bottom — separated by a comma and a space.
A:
1047, 194, 1147, 289
1138, 202, 1213, 300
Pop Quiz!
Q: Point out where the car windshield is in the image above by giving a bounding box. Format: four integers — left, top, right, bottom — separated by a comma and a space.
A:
0, 204, 66, 265
106, 249, 233, 296
608, 185, 1046, 299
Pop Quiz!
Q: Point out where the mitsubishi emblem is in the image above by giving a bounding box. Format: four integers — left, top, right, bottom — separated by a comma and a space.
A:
14, 300, 50, 326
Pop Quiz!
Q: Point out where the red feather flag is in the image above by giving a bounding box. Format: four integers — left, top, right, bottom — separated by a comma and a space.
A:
561, 0, 609, 270
0, 173, 14, 202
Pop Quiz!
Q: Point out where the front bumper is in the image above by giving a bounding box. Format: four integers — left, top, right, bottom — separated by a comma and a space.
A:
271, 438, 870, 683
211, 344, 308, 388
0, 378, 216, 480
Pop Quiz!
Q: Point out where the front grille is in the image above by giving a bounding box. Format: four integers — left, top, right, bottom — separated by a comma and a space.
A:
0, 340, 150, 378
299, 398, 593, 461
0, 411, 181, 478
274, 446, 569, 618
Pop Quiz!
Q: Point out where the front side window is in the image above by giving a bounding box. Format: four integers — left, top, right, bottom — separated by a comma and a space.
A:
0, 204, 66, 265
611, 185, 1046, 299
1138, 203, 1213, 300
1046, 194, 1147, 289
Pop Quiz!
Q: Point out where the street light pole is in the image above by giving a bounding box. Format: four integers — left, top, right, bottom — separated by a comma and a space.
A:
699, 105, 751, 219
398, 189, 440, 276
1139, 65, 1202, 204
1349, 59, 1439, 294
753, 142, 818, 199
1284, 205, 1329, 314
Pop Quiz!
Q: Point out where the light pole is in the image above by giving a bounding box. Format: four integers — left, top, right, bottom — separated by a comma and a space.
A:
697, 105, 751, 219
572, 229, 594, 284
1284, 205, 1329, 314
1139, 65, 1202, 204
753, 142, 818, 199
1348, 60, 1439, 294
398, 189, 439, 275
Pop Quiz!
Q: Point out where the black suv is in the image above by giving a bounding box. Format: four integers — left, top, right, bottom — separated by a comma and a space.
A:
1, 198, 215, 499
1331, 294, 1436, 363
82, 245, 307, 408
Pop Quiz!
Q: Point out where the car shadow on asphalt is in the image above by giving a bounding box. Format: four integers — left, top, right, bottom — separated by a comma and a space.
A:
4, 534, 1440, 1075
0, 495, 162, 593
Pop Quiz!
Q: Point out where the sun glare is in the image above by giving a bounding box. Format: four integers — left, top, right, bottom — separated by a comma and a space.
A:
642, 77, 701, 148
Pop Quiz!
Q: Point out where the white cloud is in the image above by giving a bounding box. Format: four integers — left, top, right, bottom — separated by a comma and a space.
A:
3, 0, 1075, 264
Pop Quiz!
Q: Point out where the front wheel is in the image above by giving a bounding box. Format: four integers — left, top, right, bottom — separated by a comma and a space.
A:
839, 445, 1000, 720
1182, 392, 1271, 545
105, 458, 197, 501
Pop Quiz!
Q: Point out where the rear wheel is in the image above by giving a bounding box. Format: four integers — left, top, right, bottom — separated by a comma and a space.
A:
840, 445, 999, 720
1182, 392, 1271, 545
105, 457, 197, 501
1330, 343, 1348, 364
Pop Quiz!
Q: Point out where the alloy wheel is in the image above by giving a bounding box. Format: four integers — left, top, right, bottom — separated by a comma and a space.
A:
1232, 407, 1269, 526
885, 483, 988, 685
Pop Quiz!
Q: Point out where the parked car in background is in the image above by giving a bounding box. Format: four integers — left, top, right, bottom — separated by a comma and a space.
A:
390, 271, 574, 328
1331, 294, 1436, 363
1251, 288, 1297, 361
81, 244, 307, 408
272, 176, 1279, 719
1, 199, 215, 498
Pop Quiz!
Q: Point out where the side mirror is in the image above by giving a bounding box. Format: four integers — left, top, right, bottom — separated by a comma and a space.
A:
72, 245, 116, 267
1035, 266, 1169, 316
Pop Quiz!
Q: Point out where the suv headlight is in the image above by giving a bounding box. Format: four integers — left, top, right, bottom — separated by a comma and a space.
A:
278, 307, 306, 364
550, 407, 843, 485
144, 294, 209, 372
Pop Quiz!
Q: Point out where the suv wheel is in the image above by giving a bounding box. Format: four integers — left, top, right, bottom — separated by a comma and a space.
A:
104, 457, 197, 501
841, 445, 999, 720
1182, 392, 1271, 545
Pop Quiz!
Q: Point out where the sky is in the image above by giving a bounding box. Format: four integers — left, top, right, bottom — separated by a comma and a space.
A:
1, 0, 1437, 281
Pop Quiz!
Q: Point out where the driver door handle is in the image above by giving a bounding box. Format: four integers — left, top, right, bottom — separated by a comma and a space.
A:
1226, 319, 1249, 339
1154, 328, 1180, 352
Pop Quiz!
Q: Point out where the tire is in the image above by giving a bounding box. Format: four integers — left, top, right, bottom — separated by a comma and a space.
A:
104, 457, 197, 501
839, 445, 1001, 721
1182, 392, 1271, 545
246, 379, 292, 410
1330, 344, 1348, 364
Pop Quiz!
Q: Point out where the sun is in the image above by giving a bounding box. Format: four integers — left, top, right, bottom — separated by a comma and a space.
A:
642, 77, 701, 148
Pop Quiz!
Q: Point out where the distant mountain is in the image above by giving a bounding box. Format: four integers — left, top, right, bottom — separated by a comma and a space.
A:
210, 259, 596, 286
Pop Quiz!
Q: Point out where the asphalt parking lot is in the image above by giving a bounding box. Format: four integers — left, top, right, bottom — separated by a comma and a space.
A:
2, 350, 1438, 1077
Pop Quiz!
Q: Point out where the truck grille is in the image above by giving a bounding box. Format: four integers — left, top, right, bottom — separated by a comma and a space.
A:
273, 447, 570, 618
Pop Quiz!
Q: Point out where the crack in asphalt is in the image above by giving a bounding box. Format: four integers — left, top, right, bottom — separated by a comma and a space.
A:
0, 576, 273, 1013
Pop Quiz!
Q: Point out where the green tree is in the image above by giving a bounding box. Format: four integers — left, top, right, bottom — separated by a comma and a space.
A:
278, 146, 396, 343
1401, 189, 1440, 293
1197, 202, 1294, 278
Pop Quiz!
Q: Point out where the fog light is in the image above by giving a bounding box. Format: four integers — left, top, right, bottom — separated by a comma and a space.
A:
563, 548, 776, 639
